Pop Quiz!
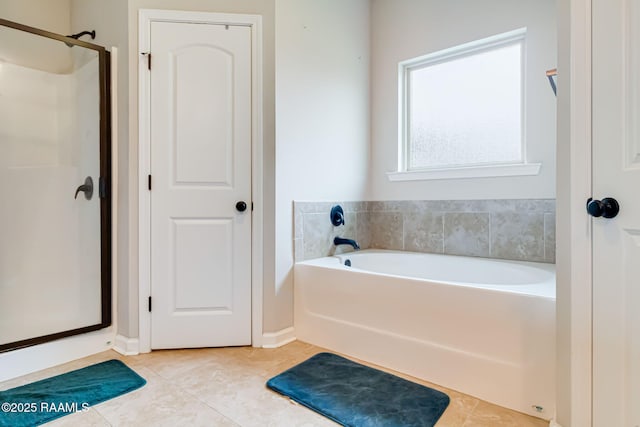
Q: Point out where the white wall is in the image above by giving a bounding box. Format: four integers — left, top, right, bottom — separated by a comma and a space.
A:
0, 0, 72, 73
274, 0, 370, 332
0, 0, 70, 32
369, 0, 557, 201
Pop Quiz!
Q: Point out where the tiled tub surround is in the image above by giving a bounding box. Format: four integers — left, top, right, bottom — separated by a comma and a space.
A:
293, 199, 556, 263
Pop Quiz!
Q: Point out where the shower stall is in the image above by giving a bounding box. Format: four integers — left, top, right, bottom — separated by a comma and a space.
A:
0, 19, 111, 353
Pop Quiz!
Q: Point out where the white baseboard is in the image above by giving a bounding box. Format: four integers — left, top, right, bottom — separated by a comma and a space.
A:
549, 419, 563, 427
113, 335, 140, 356
262, 327, 296, 348
0, 328, 115, 383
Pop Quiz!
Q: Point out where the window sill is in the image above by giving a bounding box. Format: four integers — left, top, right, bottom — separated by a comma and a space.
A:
387, 163, 542, 182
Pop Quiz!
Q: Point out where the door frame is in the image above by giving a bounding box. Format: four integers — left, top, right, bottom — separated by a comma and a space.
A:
556, 0, 593, 425
137, 9, 263, 352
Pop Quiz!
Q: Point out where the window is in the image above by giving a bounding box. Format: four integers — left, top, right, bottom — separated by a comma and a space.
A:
391, 28, 540, 181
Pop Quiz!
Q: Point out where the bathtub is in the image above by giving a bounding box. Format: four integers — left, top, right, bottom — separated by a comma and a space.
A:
294, 250, 555, 419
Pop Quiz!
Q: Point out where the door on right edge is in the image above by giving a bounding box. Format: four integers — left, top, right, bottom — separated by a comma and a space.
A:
592, 1, 640, 425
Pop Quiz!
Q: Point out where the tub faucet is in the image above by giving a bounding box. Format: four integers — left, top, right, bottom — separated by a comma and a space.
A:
334, 237, 360, 250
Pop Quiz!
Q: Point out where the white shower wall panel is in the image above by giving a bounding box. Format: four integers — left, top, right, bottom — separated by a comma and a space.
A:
0, 59, 101, 345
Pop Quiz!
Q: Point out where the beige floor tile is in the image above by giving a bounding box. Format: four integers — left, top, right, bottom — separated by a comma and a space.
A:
125, 347, 231, 380
435, 408, 469, 427
446, 390, 481, 416
432, 389, 480, 427
45, 408, 112, 427
462, 400, 549, 427
93, 366, 238, 427
1, 341, 550, 427
161, 350, 334, 426
245, 340, 320, 364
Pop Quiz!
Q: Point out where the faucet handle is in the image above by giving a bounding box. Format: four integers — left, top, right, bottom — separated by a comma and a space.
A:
330, 205, 345, 226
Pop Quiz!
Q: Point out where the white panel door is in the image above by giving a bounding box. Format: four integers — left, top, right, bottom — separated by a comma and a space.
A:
150, 21, 252, 349
592, 1, 640, 425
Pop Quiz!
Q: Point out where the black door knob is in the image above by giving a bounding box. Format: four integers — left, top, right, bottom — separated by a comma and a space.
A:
586, 197, 620, 218
236, 201, 247, 212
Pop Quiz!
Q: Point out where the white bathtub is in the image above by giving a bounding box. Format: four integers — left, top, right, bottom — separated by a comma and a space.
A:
294, 250, 555, 419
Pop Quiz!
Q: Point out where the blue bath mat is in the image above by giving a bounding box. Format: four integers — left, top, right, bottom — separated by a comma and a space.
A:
266, 352, 450, 427
0, 359, 146, 427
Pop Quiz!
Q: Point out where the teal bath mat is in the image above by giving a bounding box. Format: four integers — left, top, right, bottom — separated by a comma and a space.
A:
267, 352, 450, 427
0, 359, 146, 427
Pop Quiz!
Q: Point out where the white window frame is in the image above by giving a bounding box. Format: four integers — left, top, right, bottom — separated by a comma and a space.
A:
389, 28, 541, 182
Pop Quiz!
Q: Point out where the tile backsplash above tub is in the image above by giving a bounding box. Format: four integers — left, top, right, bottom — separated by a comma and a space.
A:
293, 199, 556, 263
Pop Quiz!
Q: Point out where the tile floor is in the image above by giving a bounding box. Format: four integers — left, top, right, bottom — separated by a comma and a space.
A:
0, 341, 549, 427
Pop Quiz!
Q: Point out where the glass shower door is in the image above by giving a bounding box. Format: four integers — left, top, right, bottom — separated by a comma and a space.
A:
0, 19, 111, 352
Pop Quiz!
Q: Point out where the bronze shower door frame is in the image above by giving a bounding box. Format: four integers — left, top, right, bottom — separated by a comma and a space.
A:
0, 18, 112, 352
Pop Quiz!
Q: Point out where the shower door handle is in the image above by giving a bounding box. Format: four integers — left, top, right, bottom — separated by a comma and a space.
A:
74, 176, 94, 200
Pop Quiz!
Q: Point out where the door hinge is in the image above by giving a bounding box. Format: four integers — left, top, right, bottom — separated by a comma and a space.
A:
148, 296, 152, 312
148, 174, 152, 191
142, 52, 151, 70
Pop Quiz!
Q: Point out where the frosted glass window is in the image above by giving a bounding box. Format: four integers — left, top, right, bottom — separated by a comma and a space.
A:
402, 33, 524, 171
